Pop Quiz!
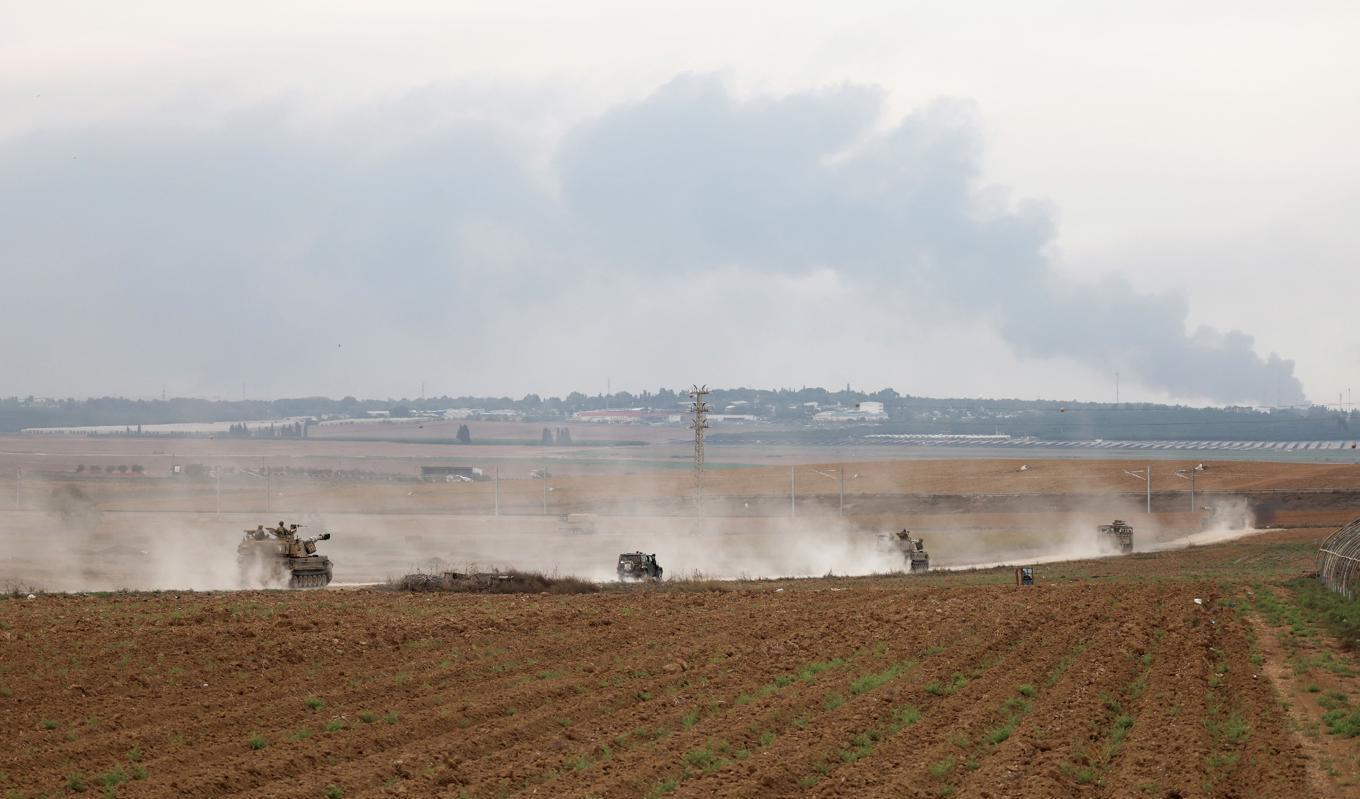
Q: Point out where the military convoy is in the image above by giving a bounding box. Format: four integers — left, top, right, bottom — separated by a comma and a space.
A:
887, 529, 930, 572
1097, 519, 1135, 554
616, 552, 664, 582
237, 521, 334, 588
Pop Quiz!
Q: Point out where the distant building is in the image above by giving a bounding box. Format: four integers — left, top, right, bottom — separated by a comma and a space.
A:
469, 409, 525, 421
813, 401, 889, 423
573, 408, 674, 424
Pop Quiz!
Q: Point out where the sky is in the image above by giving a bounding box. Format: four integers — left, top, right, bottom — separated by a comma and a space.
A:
2, 1, 1356, 406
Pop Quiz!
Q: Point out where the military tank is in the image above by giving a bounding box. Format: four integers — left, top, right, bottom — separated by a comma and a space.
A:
237, 521, 334, 588
1097, 520, 1134, 554
886, 529, 930, 573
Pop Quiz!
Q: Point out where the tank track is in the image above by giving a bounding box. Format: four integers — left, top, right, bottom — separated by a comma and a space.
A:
289, 572, 332, 589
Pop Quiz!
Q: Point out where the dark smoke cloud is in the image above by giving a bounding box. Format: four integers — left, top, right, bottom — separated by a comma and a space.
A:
0, 75, 1305, 404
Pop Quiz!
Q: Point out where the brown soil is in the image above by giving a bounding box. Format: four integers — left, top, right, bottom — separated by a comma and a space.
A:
1247, 593, 1360, 797
0, 540, 1325, 799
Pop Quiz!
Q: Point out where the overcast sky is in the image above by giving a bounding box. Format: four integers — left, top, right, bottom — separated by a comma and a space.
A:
2, 1, 1356, 406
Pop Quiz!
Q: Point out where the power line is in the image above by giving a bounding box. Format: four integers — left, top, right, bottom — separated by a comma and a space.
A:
689, 385, 710, 510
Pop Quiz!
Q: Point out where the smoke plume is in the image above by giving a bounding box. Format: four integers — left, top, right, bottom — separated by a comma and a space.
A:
0, 75, 1304, 403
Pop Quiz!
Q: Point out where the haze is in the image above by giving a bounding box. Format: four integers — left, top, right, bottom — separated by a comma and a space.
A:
3, 1, 1356, 406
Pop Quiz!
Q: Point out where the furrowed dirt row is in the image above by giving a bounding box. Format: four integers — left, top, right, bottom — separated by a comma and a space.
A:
0, 578, 1314, 799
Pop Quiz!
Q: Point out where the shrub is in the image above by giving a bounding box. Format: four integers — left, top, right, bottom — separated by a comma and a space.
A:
1289, 577, 1360, 649
984, 723, 1014, 745
94, 768, 126, 788
1322, 708, 1360, 737
248, 734, 267, 750
850, 662, 911, 695
391, 570, 598, 594
893, 706, 922, 727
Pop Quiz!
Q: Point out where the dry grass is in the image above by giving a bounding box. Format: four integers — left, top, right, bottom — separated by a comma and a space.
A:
390, 570, 599, 595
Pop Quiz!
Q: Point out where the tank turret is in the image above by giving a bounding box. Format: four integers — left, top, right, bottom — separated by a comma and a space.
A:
237, 521, 334, 588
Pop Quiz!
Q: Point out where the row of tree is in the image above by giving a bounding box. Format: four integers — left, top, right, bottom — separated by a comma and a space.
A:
540, 427, 573, 445
225, 421, 307, 438
6, 388, 1358, 441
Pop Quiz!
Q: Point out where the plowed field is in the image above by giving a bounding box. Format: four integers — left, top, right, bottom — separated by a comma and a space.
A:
0, 529, 1334, 798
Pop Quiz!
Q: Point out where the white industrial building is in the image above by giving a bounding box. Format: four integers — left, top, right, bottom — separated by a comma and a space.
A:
812, 401, 889, 422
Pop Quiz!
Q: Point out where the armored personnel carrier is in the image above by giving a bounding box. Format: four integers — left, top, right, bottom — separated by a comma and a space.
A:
237, 521, 334, 588
1097, 520, 1134, 554
617, 552, 663, 582
887, 529, 930, 572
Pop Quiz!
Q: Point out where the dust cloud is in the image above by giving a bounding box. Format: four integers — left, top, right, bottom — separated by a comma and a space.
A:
0, 499, 1261, 591
0, 470, 1268, 591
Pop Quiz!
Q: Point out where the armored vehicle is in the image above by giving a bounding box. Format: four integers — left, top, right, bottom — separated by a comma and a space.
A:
887, 529, 930, 572
1097, 519, 1134, 554
561, 513, 600, 535
617, 552, 663, 582
237, 521, 334, 588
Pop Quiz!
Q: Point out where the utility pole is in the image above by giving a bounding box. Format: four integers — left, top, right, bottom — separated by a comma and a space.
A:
1123, 466, 1151, 514
689, 385, 710, 513
1175, 468, 1196, 511
813, 466, 846, 515
790, 466, 796, 518
265, 462, 271, 514
15, 467, 20, 510
216, 465, 222, 518
493, 465, 500, 517
542, 460, 548, 515
1175, 467, 1196, 510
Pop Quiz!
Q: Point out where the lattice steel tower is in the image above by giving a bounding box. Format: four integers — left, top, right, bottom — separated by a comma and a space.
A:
689, 385, 710, 508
